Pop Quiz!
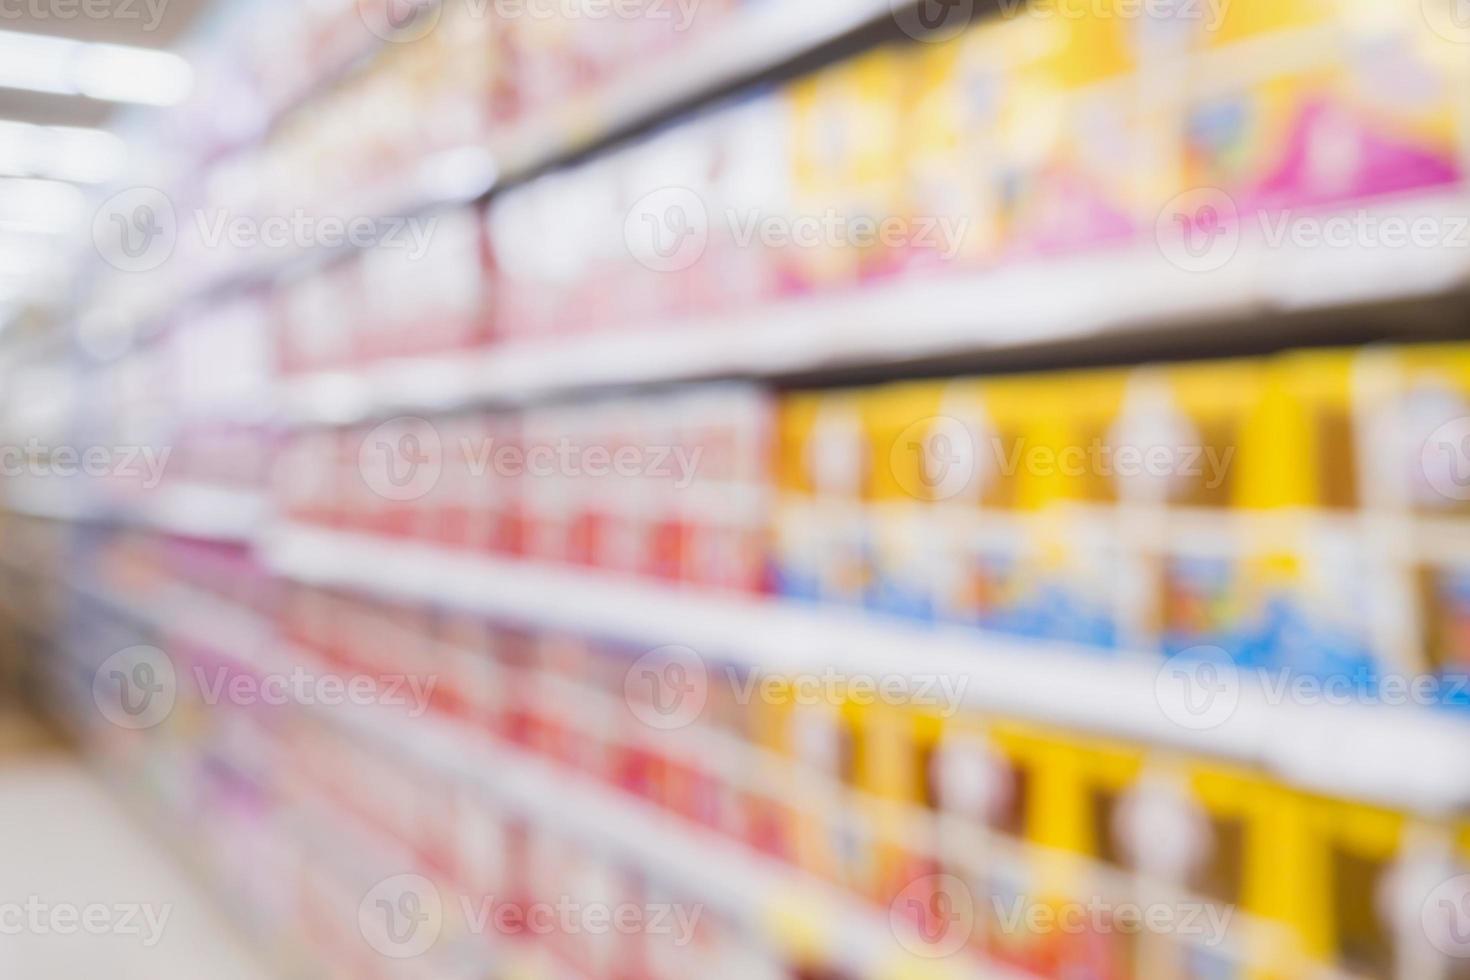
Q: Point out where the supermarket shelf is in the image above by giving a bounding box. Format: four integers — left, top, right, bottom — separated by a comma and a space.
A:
118, 0, 928, 337
264, 524, 1470, 816
134, 484, 267, 544
282, 189, 1470, 422
67, 575, 1019, 980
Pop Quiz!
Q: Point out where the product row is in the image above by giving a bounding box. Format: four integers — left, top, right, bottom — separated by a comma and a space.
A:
274, 343, 1470, 693
271, 0, 1470, 370
39, 530, 1470, 980
39, 613, 800, 979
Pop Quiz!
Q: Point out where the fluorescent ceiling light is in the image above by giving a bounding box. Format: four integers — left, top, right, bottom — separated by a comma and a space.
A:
0, 120, 127, 184
74, 42, 194, 107
0, 30, 193, 107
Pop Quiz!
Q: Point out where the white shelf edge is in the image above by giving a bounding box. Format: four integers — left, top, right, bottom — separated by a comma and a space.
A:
281, 189, 1470, 424
1, 480, 266, 545
262, 524, 1470, 816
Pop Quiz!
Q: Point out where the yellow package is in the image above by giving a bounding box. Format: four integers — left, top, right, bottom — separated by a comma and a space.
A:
866, 381, 951, 621
920, 379, 1013, 624
786, 47, 910, 289
1142, 353, 1389, 677
991, 11, 1148, 258
1010, 370, 1131, 647
773, 389, 876, 605
901, 24, 1012, 269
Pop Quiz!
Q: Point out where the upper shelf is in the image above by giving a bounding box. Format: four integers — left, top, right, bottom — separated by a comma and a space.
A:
102, 0, 929, 333
282, 188, 1470, 425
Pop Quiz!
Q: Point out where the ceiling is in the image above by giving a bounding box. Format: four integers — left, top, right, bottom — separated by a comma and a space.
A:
0, 0, 212, 128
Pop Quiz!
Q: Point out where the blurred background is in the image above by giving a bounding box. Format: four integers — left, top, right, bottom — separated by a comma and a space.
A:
2, 0, 1470, 977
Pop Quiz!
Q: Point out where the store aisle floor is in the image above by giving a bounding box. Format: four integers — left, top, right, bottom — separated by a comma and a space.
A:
0, 714, 273, 980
